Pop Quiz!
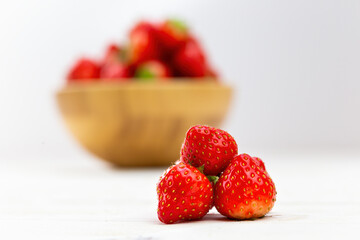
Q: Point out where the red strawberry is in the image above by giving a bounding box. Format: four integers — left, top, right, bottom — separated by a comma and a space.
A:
158, 19, 188, 51
100, 61, 130, 80
252, 156, 266, 171
135, 60, 171, 79
180, 125, 238, 176
157, 162, 213, 224
214, 153, 276, 220
172, 37, 207, 77
103, 44, 121, 64
67, 58, 100, 81
128, 21, 161, 65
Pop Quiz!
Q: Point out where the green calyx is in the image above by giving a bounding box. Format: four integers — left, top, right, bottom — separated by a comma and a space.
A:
168, 18, 188, 34
196, 165, 219, 184
206, 175, 219, 185
135, 67, 155, 80
196, 165, 205, 174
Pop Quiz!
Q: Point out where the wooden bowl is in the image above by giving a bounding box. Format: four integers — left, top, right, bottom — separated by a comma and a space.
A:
56, 80, 233, 167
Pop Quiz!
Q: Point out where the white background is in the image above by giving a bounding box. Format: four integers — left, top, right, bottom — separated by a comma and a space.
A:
0, 0, 359, 159
1, 2, 360, 239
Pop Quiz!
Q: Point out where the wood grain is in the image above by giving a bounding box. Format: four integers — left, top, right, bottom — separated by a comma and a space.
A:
56, 80, 233, 166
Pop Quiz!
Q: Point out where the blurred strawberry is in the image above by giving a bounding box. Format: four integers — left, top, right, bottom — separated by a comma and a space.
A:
172, 38, 207, 77
100, 43, 131, 80
135, 60, 171, 80
206, 66, 219, 78
100, 61, 130, 80
158, 19, 189, 52
128, 21, 161, 65
67, 58, 100, 81
103, 44, 121, 64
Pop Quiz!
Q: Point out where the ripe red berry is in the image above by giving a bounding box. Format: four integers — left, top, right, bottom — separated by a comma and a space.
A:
103, 44, 121, 64
172, 38, 207, 77
135, 60, 171, 79
128, 21, 161, 65
252, 156, 266, 171
214, 154, 276, 220
180, 125, 238, 176
158, 19, 189, 51
100, 61, 130, 80
67, 58, 100, 81
157, 162, 213, 224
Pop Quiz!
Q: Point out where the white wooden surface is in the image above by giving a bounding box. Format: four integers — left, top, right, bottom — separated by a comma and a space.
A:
1, 152, 360, 240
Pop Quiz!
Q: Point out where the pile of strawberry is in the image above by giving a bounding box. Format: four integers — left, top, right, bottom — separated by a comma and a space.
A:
67, 19, 217, 82
157, 125, 277, 224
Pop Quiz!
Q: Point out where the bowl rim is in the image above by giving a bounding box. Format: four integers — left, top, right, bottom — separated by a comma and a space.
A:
57, 79, 233, 95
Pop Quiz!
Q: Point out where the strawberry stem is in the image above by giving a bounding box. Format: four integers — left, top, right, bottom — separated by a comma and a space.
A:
206, 175, 219, 184
168, 18, 188, 33
196, 165, 205, 174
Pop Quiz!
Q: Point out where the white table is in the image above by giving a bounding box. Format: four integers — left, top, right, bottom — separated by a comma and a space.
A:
1, 152, 359, 239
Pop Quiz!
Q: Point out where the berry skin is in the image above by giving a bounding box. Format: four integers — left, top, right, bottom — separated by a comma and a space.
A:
100, 61, 130, 80
102, 44, 121, 64
67, 58, 100, 81
252, 156, 266, 171
157, 162, 213, 224
172, 38, 207, 77
158, 19, 189, 51
135, 60, 172, 79
214, 154, 276, 220
128, 21, 161, 65
180, 125, 238, 176
100, 44, 132, 80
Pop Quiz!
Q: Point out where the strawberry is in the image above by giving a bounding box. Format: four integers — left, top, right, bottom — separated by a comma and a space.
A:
158, 19, 189, 51
214, 153, 276, 220
67, 58, 100, 81
100, 61, 130, 80
128, 21, 161, 65
252, 156, 266, 171
100, 44, 132, 80
180, 125, 238, 176
135, 60, 171, 79
103, 44, 121, 64
157, 162, 213, 224
172, 37, 207, 77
